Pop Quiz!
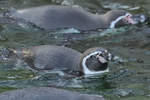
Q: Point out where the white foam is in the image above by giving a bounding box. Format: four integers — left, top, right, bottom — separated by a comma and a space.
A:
110, 13, 131, 28
82, 51, 109, 75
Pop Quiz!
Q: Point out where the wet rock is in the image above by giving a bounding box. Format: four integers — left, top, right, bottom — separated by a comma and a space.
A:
146, 94, 150, 97
0, 35, 7, 41
0, 87, 106, 100
137, 58, 144, 63
61, 0, 74, 6
103, 3, 130, 10
114, 89, 133, 97
51, 0, 63, 4
114, 88, 146, 97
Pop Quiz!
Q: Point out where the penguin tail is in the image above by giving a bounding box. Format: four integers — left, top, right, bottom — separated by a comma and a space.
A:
0, 16, 14, 24
0, 48, 15, 61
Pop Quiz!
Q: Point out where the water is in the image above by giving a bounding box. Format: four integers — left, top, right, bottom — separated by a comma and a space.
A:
0, 0, 150, 100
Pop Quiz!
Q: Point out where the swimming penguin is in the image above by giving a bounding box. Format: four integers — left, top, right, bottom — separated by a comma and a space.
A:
5, 5, 146, 31
0, 87, 106, 100
0, 45, 113, 76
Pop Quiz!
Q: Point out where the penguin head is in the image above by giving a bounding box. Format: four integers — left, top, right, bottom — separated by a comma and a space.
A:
104, 10, 146, 28
80, 47, 113, 75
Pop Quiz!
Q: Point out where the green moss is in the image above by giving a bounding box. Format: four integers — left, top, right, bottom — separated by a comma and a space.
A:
0, 69, 35, 80
0, 87, 17, 93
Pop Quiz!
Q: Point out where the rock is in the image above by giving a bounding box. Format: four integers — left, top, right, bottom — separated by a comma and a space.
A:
115, 89, 133, 97
0, 87, 106, 100
137, 58, 144, 63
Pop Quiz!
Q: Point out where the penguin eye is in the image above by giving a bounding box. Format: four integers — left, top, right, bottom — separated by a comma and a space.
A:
127, 15, 131, 17
100, 54, 103, 57
90, 55, 95, 58
96, 53, 100, 56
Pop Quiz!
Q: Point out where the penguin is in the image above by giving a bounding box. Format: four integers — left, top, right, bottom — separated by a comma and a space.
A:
0, 45, 113, 76
5, 5, 146, 31
0, 87, 105, 100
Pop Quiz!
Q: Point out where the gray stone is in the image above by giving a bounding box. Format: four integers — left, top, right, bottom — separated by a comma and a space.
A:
115, 89, 133, 97
0, 87, 106, 100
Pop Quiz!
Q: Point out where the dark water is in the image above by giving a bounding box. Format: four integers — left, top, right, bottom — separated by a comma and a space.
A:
0, 0, 150, 100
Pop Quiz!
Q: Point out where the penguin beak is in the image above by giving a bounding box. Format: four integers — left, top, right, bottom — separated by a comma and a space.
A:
123, 14, 137, 24
123, 14, 146, 24
97, 56, 108, 64
131, 14, 146, 23
96, 50, 113, 63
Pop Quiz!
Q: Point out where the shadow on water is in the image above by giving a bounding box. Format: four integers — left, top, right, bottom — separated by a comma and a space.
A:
0, 0, 150, 100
